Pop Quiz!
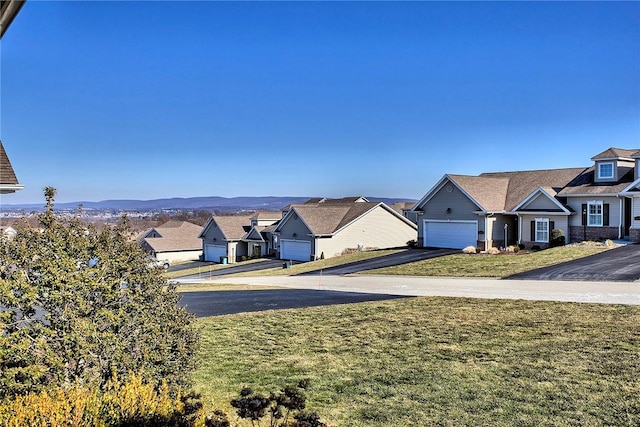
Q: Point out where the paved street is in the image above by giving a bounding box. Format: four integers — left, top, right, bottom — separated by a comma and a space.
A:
179, 288, 407, 317
176, 274, 640, 306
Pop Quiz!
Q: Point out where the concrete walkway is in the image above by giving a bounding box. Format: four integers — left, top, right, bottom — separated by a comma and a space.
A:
176, 274, 640, 305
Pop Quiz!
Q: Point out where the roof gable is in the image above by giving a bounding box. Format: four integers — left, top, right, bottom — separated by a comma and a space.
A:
591, 147, 639, 161
512, 187, 571, 213
200, 215, 252, 240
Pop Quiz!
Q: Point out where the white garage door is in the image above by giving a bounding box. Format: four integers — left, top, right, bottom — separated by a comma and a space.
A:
423, 220, 478, 249
204, 244, 226, 262
280, 240, 312, 262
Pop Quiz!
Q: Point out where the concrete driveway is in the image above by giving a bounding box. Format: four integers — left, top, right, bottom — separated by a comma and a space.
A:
297, 248, 457, 276
506, 243, 640, 281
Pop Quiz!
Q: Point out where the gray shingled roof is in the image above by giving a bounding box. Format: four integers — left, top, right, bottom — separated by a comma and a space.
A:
591, 147, 638, 161
558, 166, 636, 196
286, 202, 385, 235
249, 211, 281, 220
210, 215, 252, 240
481, 168, 588, 211
0, 141, 19, 185
142, 221, 203, 252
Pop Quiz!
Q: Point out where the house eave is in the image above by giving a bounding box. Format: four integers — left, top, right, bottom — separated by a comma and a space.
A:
0, 184, 24, 194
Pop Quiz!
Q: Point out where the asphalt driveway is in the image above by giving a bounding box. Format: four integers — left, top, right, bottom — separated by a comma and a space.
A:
177, 259, 284, 279
506, 243, 640, 281
297, 248, 457, 276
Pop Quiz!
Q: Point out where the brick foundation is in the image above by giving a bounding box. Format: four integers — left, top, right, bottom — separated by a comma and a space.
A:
569, 226, 619, 243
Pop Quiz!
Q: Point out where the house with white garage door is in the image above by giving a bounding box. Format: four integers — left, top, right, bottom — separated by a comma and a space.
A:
274, 200, 417, 262
408, 147, 640, 250
138, 220, 203, 263
199, 215, 252, 263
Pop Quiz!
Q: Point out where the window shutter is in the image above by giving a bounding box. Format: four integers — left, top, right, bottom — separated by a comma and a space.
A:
530, 220, 535, 241
581, 204, 587, 226
603, 204, 609, 226
550, 220, 555, 230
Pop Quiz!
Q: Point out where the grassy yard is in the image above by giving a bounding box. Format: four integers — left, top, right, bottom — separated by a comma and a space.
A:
365, 245, 609, 278
194, 297, 639, 426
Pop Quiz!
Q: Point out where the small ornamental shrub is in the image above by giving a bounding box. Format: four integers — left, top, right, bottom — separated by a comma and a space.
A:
549, 229, 566, 247
0, 372, 203, 427
223, 379, 326, 427
406, 239, 417, 248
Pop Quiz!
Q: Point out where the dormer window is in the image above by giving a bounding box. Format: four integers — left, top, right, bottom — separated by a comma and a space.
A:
598, 162, 614, 180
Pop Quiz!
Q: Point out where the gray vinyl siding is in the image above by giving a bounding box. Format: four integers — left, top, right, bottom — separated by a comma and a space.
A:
316, 206, 417, 259
201, 223, 226, 246
524, 194, 561, 211
519, 214, 569, 244
416, 181, 484, 244
565, 196, 621, 227
276, 213, 315, 256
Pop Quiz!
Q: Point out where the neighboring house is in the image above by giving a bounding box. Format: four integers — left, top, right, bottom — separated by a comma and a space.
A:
243, 211, 281, 257
199, 215, 252, 263
1, 1, 26, 194
274, 200, 418, 261
0, 225, 17, 239
139, 220, 203, 263
409, 147, 640, 250
0, 142, 22, 194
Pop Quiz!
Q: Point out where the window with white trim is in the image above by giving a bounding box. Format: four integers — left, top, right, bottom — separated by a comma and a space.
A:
598, 162, 614, 179
535, 218, 549, 243
587, 201, 603, 226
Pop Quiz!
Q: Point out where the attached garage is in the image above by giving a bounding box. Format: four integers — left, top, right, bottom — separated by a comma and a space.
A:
423, 220, 478, 249
280, 239, 312, 262
204, 244, 226, 262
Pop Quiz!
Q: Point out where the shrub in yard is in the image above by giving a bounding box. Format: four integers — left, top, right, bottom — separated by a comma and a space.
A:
406, 239, 417, 248
222, 379, 326, 427
549, 229, 566, 247
0, 372, 203, 427
0, 188, 199, 398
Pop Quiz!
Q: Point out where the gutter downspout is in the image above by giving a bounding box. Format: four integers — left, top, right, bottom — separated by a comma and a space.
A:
516, 213, 521, 245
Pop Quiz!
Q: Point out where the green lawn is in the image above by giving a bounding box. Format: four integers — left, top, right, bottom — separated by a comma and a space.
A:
365, 245, 608, 278
194, 297, 639, 426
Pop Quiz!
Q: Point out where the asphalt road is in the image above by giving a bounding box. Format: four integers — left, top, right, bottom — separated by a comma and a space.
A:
506, 243, 640, 281
178, 289, 408, 317
298, 248, 457, 276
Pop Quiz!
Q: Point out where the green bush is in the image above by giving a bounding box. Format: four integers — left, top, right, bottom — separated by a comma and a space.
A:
549, 229, 566, 247
0, 188, 199, 398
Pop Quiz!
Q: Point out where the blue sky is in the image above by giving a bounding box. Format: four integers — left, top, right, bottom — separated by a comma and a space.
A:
1, 1, 639, 205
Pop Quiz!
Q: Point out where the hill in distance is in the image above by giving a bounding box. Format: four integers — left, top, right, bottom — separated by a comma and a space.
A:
2, 196, 417, 212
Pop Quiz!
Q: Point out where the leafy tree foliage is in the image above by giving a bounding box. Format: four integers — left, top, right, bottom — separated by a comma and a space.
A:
0, 188, 199, 398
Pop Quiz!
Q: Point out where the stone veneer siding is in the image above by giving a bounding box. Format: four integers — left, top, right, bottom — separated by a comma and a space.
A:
569, 226, 619, 242
629, 228, 640, 243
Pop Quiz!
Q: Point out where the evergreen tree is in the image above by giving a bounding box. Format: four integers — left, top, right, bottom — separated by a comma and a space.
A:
0, 188, 199, 398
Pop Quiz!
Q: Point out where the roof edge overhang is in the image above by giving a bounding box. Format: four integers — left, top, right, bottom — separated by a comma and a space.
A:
0, 184, 25, 194
560, 192, 622, 198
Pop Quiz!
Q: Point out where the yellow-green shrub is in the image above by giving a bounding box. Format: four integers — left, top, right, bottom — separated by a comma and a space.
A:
0, 372, 203, 427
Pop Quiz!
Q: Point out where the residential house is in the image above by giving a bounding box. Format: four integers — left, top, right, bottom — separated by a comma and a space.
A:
409, 147, 640, 250
274, 200, 417, 261
1, 1, 25, 194
139, 220, 203, 263
199, 215, 252, 263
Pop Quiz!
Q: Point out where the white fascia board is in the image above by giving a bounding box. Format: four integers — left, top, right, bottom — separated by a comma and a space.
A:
621, 177, 640, 194
0, 184, 25, 194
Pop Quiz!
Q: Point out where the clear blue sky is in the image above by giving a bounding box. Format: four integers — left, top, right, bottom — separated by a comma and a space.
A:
1, 1, 639, 205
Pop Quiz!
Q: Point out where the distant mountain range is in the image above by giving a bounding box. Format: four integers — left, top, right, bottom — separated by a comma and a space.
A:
1, 196, 417, 212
